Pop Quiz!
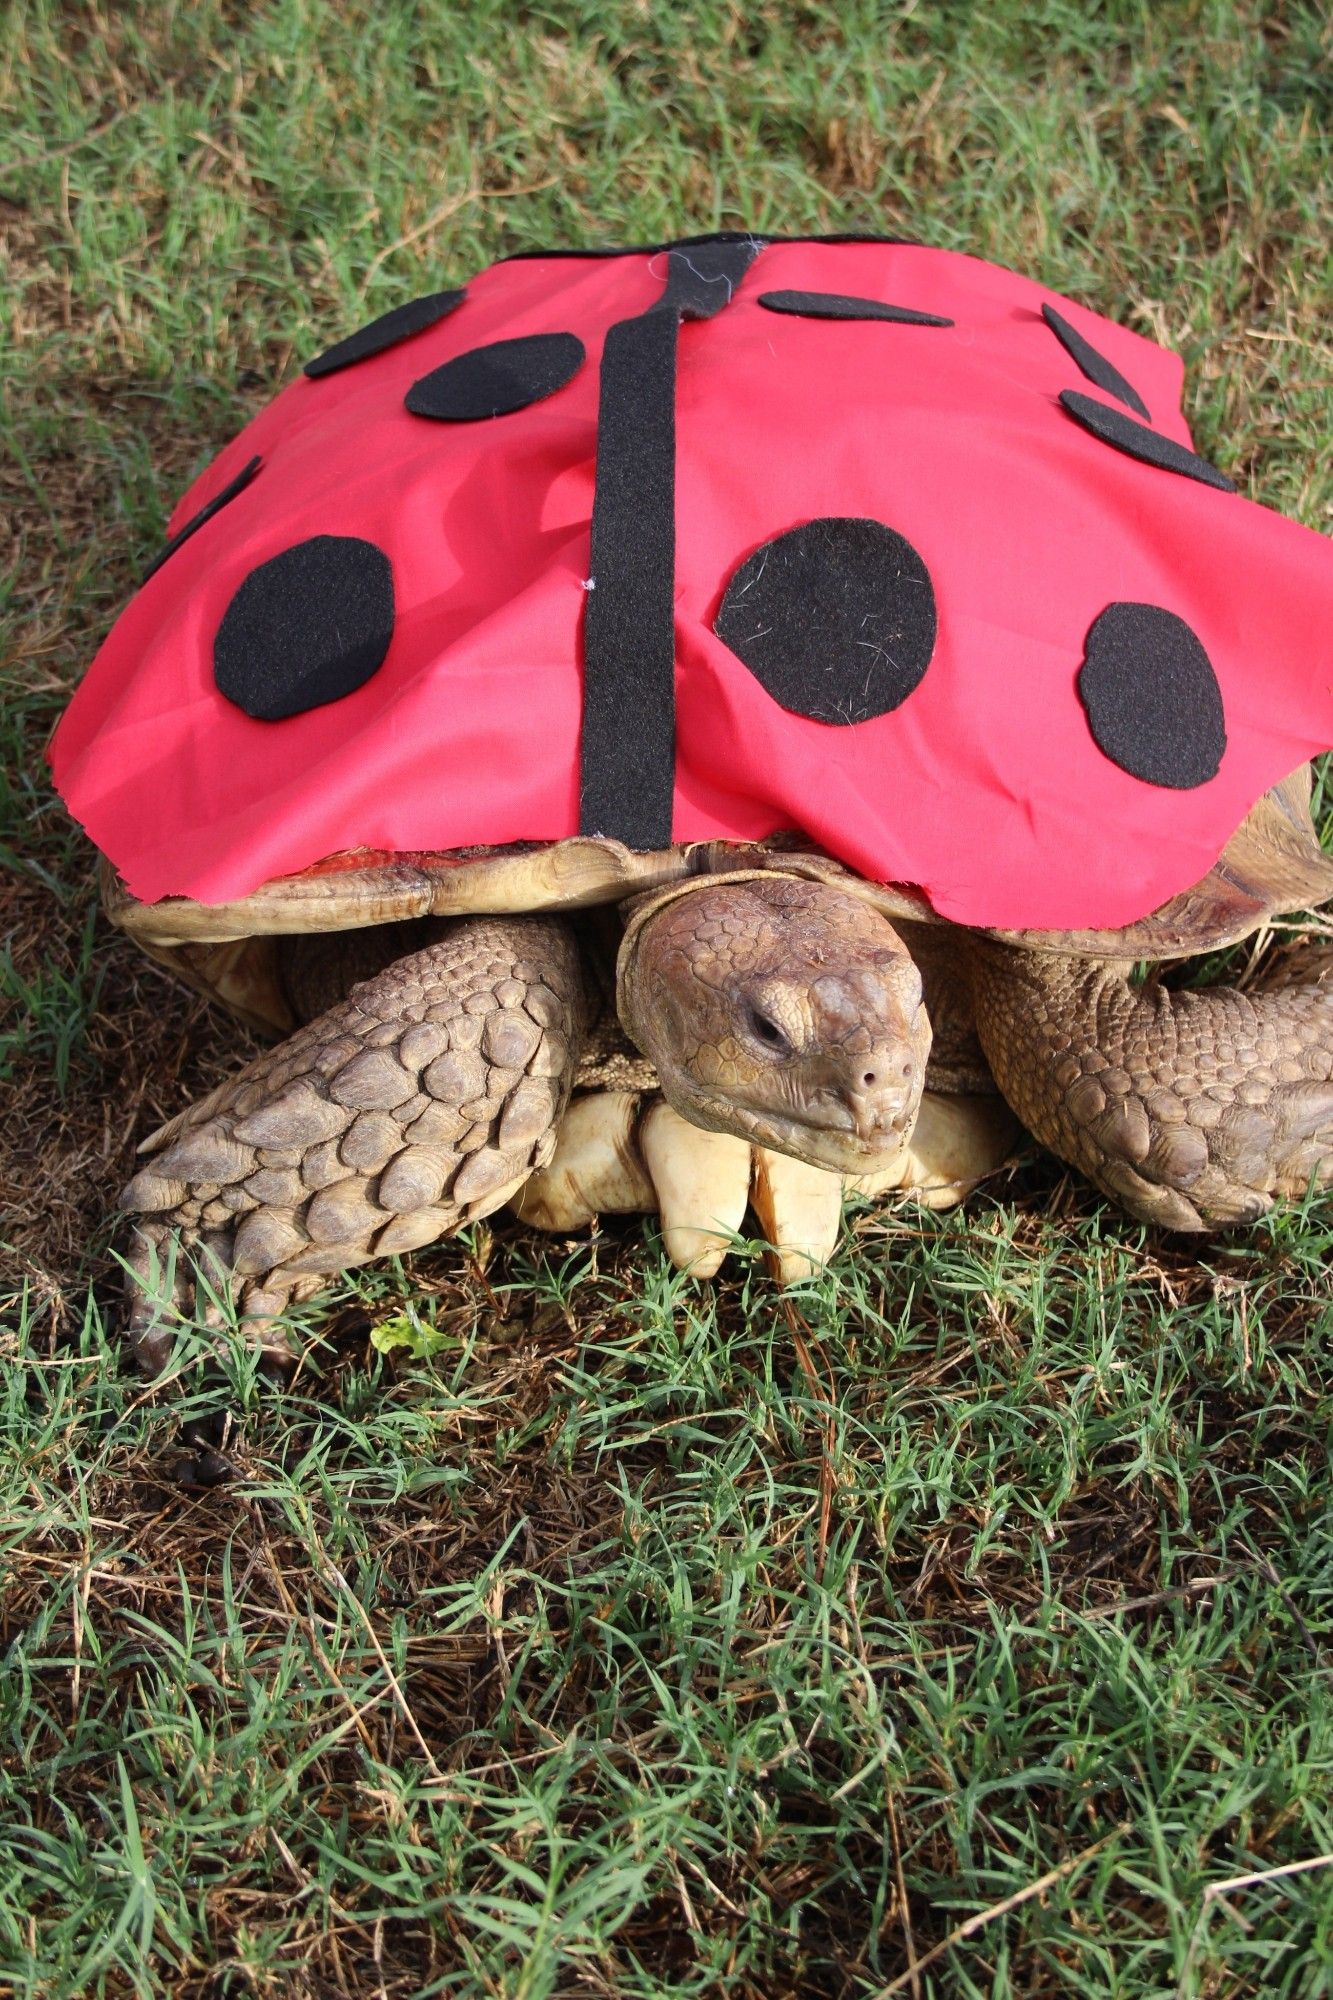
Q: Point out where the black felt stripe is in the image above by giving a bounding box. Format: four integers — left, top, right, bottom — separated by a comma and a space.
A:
1078, 601, 1225, 789
214, 535, 395, 721
715, 517, 937, 723
580, 240, 756, 844
578, 241, 761, 845
758, 290, 953, 327
405, 331, 585, 421
661, 237, 763, 318
303, 289, 466, 379
141, 456, 262, 586
1042, 304, 1149, 418
1060, 391, 1235, 492
579, 309, 680, 845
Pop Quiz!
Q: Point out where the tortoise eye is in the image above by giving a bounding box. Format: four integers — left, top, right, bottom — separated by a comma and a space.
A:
749, 1007, 791, 1053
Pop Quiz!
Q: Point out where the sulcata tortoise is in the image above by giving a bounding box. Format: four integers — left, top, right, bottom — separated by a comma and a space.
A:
48, 235, 1333, 1369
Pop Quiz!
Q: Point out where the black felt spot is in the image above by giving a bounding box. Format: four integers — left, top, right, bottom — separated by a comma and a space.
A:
715, 517, 937, 724
1060, 391, 1235, 492
661, 238, 762, 318
758, 290, 953, 327
1041, 304, 1148, 418
405, 332, 585, 421
214, 535, 395, 721
303, 289, 466, 379
1078, 602, 1225, 789
141, 456, 262, 585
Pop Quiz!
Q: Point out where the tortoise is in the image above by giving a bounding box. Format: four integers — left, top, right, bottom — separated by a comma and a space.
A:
48, 234, 1333, 1369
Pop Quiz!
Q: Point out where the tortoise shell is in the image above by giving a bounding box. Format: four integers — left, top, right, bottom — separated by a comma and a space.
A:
52, 234, 1333, 935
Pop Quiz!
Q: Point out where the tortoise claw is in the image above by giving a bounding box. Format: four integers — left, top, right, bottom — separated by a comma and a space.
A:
121, 1220, 300, 1378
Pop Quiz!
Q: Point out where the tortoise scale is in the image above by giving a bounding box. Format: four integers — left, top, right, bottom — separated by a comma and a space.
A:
49, 235, 1333, 1368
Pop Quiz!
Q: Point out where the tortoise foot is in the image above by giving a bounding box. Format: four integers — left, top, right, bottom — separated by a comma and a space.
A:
512, 1087, 1014, 1283
122, 1220, 311, 1377
515, 1089, 839, 1280
120, 916, 586, 1373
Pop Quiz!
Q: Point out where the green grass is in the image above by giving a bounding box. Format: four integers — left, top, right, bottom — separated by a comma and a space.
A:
3, 1, 1333, 1993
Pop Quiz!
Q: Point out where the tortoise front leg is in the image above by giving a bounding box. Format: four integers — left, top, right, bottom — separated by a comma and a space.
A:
121, 916, 587, 1372
512, 1086, 1018, 1282
969, 939, 1333, 1229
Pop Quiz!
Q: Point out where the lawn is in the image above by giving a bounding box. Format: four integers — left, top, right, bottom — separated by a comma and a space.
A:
3, 2, 1333, 1994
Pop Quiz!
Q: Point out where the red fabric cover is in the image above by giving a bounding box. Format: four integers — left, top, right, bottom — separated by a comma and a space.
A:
49, 241, 1333, 928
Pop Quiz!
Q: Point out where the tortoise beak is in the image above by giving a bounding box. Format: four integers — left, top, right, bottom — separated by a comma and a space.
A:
799, 1044, 922, 1161
846, 1072, 918, 1147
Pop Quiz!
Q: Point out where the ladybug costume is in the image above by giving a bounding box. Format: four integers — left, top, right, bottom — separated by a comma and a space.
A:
51, 234, 1333, 929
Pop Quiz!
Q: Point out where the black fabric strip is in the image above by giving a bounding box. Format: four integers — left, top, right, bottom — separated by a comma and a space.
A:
578, 240, 761, 844
579, 310, 680, 844
141, 455, 262, 585
661, 237, 763, 318
500, 230, 915, 264
758, 289, 953, 326
1042, 304, 1149, 418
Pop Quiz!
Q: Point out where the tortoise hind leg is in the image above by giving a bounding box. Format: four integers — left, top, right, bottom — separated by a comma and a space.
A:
121, 915, 588, 1373
969, 938, 1333, 1230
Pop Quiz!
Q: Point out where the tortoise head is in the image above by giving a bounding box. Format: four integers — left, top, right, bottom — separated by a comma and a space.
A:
617, 874, 930, 1174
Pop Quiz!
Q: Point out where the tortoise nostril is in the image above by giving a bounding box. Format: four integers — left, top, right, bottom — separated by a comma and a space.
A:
862, 1070, 878, 1088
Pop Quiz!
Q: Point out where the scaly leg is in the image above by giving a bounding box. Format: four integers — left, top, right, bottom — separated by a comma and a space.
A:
969, 939, 1333, 1229
122, 916, 587, 1371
